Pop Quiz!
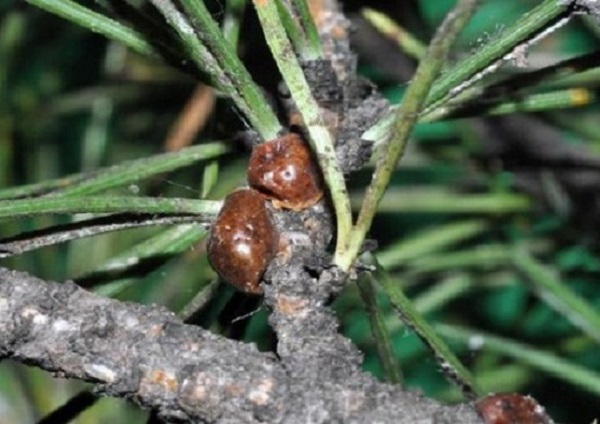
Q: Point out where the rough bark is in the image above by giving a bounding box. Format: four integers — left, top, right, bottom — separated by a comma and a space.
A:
0, 267, 483, 423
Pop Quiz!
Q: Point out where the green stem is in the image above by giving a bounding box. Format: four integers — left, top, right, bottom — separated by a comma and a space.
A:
376, 219, 487, 269
362, 8, 426, 60
338, 0, 481, 271
56, 142, 229, 197
223, 0, 247, 45
350, 189, 532, 214
357, 273, 403, 384
420, 49, 600, 121
276, 0, 309, 59
512, 249, 600, 344
290, 0, 323, 59
455, 49, 600, 103
0, 177, 82, 201
178, 0, 282, 140
252, 0, 352, 260
0, 196, 222, 219
421, 88, 595, 122
438, 323, 600, 397
367, 254, 479, 397
90, 224, 207, 275
365, 85, 595, 138
178, 279, 221, 321
0, 142, 230, 200
424, 0, 570, 110
23, 0, 154, 56
546, 67, 600, 89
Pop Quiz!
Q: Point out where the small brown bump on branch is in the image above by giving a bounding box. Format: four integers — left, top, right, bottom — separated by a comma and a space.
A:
207, 189, 278, 294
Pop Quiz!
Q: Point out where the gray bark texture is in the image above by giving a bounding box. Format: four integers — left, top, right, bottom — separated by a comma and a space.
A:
0, 267, 484, 423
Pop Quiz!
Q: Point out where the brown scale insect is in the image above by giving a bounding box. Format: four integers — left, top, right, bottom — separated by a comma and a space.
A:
475, 393, 551, 424
207, 189, 278, 294
248, 133, 323, 211
208, 133, 323, 294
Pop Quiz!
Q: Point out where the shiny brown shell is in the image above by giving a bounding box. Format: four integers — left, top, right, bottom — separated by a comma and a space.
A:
247, 133, 323, 211
207, 189, 278, 294
476, 393, 551, 424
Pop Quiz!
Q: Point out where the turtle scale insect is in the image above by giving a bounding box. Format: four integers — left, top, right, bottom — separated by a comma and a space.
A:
248, 133, 324, 211
476, 393, 551, 424
208, 189, 278, 294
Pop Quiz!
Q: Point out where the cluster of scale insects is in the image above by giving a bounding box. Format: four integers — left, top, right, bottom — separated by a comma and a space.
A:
206, 134, 554, 424
207, 133, 323, 294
